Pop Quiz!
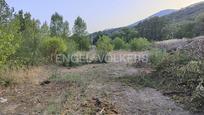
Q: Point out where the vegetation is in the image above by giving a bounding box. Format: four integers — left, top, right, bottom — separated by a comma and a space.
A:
151, 53, 204, 112
148, 49, 168, 67
112, 37, 126, 50
0, 0, 204, 114
130, 38, 151, 51
96, 35, 113, 63
0, 0, 93, 69
42, 37, 67, 63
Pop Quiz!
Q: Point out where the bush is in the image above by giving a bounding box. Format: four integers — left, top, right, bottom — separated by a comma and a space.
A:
42, 37, 67, 63
0, 29, 20, 67
149, 49, 168, 67
71, 35, 91, 51
151, 52, 204, 112
62, 39, 80, 67
78, 36, 91, 51
112, 37, 125, 50
96, 35, 113, 63
130, 38, 151, 51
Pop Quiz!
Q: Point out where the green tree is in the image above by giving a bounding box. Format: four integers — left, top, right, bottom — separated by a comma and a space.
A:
0, 0, 13, 25
111, 28, 139, 42
14, 11, 42, 66
136, 17, 168, 41
62, 21, 70, 39
40, 22, 50, 38
0, 29, 20, 66
50, 12, 70, 38
50, 12, 63, 37
96, 35, 113, 63
113, 37, 125, 50
73, 16, 87, 36
193, 13, 204, 36
72, 16, 90, 51
130, 38, 151, 51
71, 34, 90, 51
42, 37, 67, 63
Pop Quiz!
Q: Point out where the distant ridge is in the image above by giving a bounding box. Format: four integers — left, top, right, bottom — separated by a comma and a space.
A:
128, 9, 176, 27
90, 1, 204, 40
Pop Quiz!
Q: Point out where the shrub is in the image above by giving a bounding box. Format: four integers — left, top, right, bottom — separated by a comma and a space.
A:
71, 35, 91, 51
42, 37, 67, 63
96, 35, 113, 63
77, 36, 91, 51
148, 49, 168, 67
0, 29, 20, 67
112, 37, 125, 50
130, 38, 151, 51
124, 43, 130, 50
63, 39, 80, 67
151, 52, 204, 112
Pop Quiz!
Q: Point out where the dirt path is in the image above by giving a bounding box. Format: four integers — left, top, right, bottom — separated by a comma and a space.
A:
82, 63, 193, 115
0, 63, 197, 115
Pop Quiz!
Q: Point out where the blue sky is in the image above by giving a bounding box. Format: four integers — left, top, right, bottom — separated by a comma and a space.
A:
7, 0, 204, 33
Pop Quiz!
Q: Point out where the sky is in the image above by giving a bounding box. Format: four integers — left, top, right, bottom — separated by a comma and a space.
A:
6, 0, 204, 33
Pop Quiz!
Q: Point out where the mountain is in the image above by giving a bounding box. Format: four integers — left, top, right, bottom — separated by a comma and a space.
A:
129, 9, 176, 27
91, 9, 176, 37
90, 1, 204, 41
164, 2, 204, 23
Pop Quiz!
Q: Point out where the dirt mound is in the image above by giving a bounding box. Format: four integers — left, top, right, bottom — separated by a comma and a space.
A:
178, 36, 204, 59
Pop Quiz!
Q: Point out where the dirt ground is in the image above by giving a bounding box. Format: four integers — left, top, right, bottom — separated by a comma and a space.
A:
0, 52, 200, 115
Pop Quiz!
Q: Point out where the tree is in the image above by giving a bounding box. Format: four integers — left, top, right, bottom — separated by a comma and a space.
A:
0, 0, 13, 25
0, 29, 20, 66
72, 16, 90, 51
130, 38, 151, 51
73, 16, 87, 36
96, 35, 113, 63
193, 13, 204, 36
14, 11, 42, 65
62, 21, 70, 39
42, 37, 67, 63
113, 37, 125, 50
50, 12, 63, 37
136, 17, 168, 41
111, 28, 139, 42
176, 22, 195, 38
50, 12, 70, 38
40, 22, 50, 38
71, 34, 90, 51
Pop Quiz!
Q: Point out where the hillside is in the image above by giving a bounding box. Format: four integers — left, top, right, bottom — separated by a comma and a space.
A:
91, 1, 204, 41
129, 9, 176, 27
91, 9, 176, 38
164, 1, 204, 23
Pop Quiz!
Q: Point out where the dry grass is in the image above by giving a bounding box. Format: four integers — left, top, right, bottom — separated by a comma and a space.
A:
0, 66, 52, 86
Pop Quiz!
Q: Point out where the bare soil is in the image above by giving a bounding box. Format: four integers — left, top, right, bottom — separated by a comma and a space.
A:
0, 52, 199, 115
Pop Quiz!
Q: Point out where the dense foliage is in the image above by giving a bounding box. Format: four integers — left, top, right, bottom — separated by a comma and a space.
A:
130, 38, 151, 51
151, 53, 204, 112
96, 35, 113, 63
112, 37, 126, 50
0, 0, 91, 68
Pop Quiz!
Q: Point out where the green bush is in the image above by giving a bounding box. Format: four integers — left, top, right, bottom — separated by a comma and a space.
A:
71, 35, 90, 51
42, 37, 67, 63
151, 52, 204, 112
77, 36, 91, 51
149, 49, 168, 67
130, 38, 151, 51
96, 35, 113, 63
0, 29, 20, 67
112, 37, 125, 50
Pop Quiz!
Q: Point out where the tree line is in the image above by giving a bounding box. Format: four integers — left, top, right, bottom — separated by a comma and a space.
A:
0, 0, 91, 67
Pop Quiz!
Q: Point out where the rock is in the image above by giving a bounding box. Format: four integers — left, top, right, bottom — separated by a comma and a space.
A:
0, 97, 7, 103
